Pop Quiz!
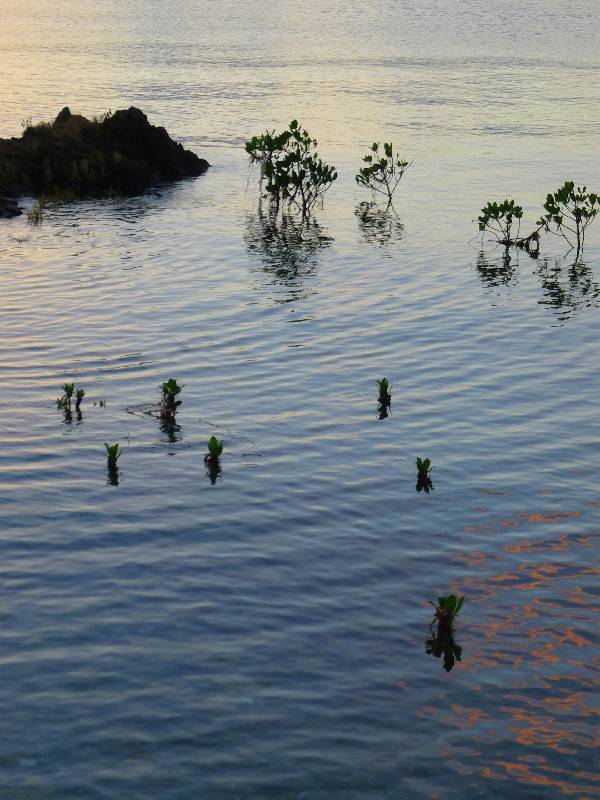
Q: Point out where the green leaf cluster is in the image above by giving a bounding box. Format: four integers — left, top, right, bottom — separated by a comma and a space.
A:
416, 457, 432, 476
356, 142, 411, 204
104, 442, 121, 462
429, 594, 464, 617
478, 199, 523, 246
377, 377, 391, 401
160, 378, 183, 418
537, 181, 598, 255
57, 381, 85, 409
207, 435, 224, 457
246, 121, 337, 218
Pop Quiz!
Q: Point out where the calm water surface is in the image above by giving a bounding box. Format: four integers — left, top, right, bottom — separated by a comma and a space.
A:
1, 2, 599, 798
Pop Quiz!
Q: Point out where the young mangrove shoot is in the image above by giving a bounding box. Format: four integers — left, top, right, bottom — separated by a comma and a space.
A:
428, 594, 464, 631
537, 181, 598, 259
416, 457, 434, 493
204, 435, 224, 464
159, 378, 183, 420
356, 142, 411, 207
57, 382, 75, 409
75, 388, 85, 410
104, 442, 121, 465
377, 378, 392, 404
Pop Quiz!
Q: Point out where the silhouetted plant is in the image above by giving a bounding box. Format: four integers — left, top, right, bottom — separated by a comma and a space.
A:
416, 457, 434, 493
478, 199, 523, 246
478, 198, 542, 254
377, 378, 392, 404
57, 382, 75, 409
356, 142, 411, 206
104, 442, 120, 486
246, 120, 337, 219
159, 378, 183, 420
537, 181, 598, 259
429, 594, 464, 628
377, 378, 392, 419
75, 388, 85, 410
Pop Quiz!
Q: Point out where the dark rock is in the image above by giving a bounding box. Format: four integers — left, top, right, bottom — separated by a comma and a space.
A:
0, 196, 22, 218
0, 107, 209, 202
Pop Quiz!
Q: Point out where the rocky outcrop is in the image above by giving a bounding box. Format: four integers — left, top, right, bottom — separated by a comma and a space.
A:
0, 107, 209, 213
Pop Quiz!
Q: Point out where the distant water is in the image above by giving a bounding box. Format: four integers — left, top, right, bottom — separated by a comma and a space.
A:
1, 2, 599, 798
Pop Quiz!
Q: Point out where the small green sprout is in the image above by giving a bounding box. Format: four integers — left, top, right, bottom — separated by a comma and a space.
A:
428, 595, 464, 626
57, 382, 75, 409
75, 388, 85, 409
416, 457, 434, 493
104, 442, 121, 463
206, 436, 224, 458
377, 377, 391, 402
416, 457, 432, 476
159, 378, 183, 419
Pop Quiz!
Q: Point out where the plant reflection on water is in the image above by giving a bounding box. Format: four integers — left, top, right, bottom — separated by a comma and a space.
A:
537, 258, 600, 319
355, 201, 404, 247
475, 248, 600, 321
244, 210, 332, 303
425, 624, 463, 672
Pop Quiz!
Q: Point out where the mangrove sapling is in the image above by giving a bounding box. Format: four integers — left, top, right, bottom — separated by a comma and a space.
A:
246, 120, 337, 219
428, 595, 464, 632
537, 181, 598, 259
75, 388, 85, 411
478, 199, 524, 248
425, 595, 464, 672
478, 200, 542, 258
377, 378, 392, 419
377, 378, 392, 405
416, 457, 434, 493
104, 442, 121, 486
204, 435, 223, 465
104, 442, 121, 465
159, 378, 183, 420
204, 436, 224, 483
57, 382, 75, 409
356, 142, 411, 207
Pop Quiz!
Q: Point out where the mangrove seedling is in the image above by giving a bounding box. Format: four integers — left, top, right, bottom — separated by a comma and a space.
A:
159, 378, 183, 419
416, 457, 434, 493
204, 435, 224, 464
428, 595, 464, 630
377, 377, 392, 419
246, 120, 337, 219
377, 378, 392, 404
104, 442, 120, 486
356, 142, 411, 206
537, 181, 598, 259
104, 442, 121, 465
478, 199, 523, 247
478, 199, 542, 254
57, 382, 75, 409
75, 388, 85, 410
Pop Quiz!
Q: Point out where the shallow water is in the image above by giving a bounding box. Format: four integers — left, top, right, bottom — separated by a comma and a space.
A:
1, 2, 599, 798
